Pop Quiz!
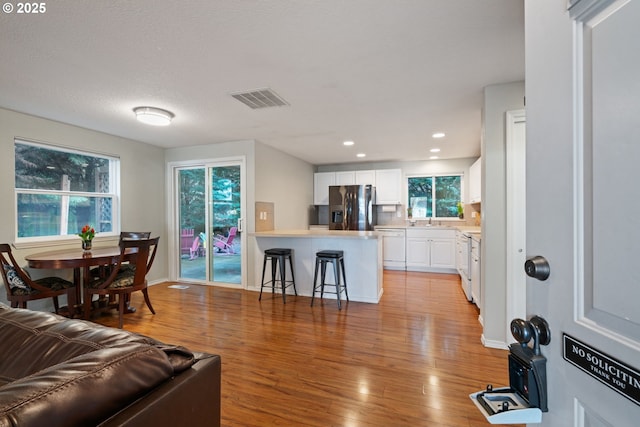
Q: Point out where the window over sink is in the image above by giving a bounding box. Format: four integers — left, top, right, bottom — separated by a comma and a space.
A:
407, 174, 462, 219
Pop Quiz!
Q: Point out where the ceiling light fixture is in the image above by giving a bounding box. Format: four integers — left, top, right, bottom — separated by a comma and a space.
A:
133, 106, 174, 126
430, 156, 439, 160
430, 148, 441, 153
356, 153, 366, 158
343, 140, 355, 146
432, 132, 445, 139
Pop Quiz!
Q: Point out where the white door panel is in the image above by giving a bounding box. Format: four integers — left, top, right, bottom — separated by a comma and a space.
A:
526, 0, 640, 425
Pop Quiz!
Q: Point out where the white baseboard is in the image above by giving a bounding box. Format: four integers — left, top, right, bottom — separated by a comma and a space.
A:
481, 334, 509, 350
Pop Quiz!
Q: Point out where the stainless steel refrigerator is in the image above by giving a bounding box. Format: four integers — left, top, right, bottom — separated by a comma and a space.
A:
328, 185, 376, 230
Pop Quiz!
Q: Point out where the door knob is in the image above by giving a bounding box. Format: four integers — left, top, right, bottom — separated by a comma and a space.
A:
524, 256, 550, 281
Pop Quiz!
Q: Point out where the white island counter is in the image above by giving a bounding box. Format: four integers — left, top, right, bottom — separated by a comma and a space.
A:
252, 229, 383, 303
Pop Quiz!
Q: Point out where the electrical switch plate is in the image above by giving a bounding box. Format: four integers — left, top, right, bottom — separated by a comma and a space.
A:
471, 211, 477, 218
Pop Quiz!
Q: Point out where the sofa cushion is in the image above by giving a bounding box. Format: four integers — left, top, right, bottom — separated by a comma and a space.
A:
0, 305, 166, 379
0, 343, 174, 427
0, 304, 200, 427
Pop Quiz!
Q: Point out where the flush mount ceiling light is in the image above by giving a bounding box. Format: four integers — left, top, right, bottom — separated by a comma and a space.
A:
133, 106, 174, 126
430, 148, 441, 153
432, 132, 445, 139
356, 153, 366, 158
343, 140, 355, 146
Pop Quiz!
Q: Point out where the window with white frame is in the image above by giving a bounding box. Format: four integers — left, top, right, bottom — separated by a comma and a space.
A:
407, 174, 462, 218
14, 139, 120, 241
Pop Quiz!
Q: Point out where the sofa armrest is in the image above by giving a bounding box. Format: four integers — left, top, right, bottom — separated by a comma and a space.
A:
97, 354, 221, 427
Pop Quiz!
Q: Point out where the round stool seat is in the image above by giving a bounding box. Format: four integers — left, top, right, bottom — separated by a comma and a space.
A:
316, 250, 343, 258
265, 248, 292, 256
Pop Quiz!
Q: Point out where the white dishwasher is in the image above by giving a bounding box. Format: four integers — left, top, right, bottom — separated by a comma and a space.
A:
377, 228, 406, 270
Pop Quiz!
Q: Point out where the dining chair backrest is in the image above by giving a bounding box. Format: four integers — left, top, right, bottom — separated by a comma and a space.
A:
119, 231, 151, 241
123, 237, 159, 283
98, 237, 160, 289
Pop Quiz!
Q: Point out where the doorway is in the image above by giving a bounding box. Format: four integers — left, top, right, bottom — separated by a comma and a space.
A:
172, 158, 245, 287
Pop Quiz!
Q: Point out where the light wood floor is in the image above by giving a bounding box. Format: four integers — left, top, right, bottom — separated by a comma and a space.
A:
96, 271, 520, 427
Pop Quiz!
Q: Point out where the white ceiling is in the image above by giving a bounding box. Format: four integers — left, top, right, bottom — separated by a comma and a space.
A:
0, 0, 524, 165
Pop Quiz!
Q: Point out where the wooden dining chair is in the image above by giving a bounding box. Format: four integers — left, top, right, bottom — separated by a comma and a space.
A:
118, 231, 151, 272
83, 237, 159, 328
0, 243, 77, 314
91, 231, 152, 278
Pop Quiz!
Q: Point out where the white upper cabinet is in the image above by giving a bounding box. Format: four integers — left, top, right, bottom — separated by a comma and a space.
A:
314, 168, 401, 205
335, 171, 355, 185
375, 169, 402, 205
355, 170, 376, 186
468, 158, 481, 203
313, 172, 336, 205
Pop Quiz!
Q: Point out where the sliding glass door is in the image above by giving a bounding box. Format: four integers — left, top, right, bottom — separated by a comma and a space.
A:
175, 159, 244, 286
208, 164, 241, 284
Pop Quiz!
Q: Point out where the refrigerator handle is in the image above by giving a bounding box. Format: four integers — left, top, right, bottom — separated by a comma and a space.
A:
237, 218, 243, 233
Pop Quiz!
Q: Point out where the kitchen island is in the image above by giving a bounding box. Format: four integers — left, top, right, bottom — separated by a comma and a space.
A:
252, 230, 383, 303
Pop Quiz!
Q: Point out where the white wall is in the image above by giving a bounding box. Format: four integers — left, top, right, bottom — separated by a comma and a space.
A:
0, 108, 166, 309
254, 142, 314, 230
481, 81, 525, 347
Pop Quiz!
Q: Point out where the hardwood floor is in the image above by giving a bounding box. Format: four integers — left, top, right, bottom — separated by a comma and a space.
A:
96, 271, 520, 427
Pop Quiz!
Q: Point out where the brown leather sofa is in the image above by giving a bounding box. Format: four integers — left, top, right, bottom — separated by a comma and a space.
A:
0, 303, 221, 427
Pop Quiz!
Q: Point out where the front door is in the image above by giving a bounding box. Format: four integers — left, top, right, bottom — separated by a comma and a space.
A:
526, 0, 640, 425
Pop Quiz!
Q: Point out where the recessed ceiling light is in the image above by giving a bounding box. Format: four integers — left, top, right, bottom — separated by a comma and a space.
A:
343, 140, 355, 146
430, 148, 441, 153
133, 106, 174, 126
430, 156, 439, 160
356, 153, 366, 158
432, 132, 445, 139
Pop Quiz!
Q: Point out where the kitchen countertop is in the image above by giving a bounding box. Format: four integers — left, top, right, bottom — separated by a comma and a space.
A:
253, 229, 379, 239
375, 224, 481, 236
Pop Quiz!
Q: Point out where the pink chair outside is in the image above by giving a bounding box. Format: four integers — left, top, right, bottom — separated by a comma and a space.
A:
181, 228, 194, 256
213, 227, 237, 254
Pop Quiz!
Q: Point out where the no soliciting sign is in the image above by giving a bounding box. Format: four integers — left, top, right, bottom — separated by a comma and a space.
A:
563, 333, 640, 406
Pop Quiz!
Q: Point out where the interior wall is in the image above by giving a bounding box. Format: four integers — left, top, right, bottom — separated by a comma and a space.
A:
254, 141, 314, 230
0, 108, 166, 309
481, 81, 525, 347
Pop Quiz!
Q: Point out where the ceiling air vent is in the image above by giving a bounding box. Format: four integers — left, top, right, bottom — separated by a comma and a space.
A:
230, 88, 289, 109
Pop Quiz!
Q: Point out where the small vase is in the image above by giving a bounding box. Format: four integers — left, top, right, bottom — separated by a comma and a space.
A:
82, 240, 92, 252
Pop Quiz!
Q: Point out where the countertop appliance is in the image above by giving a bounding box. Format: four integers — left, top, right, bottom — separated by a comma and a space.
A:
329, 185, 375, 230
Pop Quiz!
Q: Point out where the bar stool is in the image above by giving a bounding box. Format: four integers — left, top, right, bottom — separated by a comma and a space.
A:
311, 250, 348, 310
259, 248, 297, 303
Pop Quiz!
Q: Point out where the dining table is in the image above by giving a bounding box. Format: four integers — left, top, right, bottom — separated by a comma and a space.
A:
25, 246, 137, 317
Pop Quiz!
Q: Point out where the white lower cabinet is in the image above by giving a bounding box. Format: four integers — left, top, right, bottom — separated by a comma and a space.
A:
405, 228, 456, 272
